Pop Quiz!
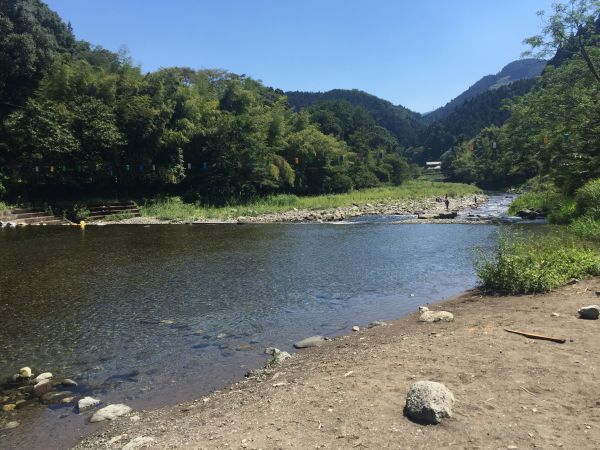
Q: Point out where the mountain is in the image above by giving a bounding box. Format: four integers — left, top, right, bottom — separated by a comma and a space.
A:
425, 59, 546, 122
285, 89, 425, 147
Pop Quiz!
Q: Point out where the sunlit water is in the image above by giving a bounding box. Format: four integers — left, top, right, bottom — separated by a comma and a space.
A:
1, 220, 506, 448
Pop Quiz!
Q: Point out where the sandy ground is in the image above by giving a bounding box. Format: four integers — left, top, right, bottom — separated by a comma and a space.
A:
93, 195, 486, 225
74, 278, 600, 450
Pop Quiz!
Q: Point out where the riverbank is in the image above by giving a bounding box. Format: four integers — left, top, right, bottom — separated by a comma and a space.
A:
90, 181, 483, 225
74, 278, 600, 449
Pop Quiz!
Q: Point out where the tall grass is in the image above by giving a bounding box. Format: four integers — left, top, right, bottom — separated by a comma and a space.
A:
140, 180, 481, 221
476, 230, 600, 294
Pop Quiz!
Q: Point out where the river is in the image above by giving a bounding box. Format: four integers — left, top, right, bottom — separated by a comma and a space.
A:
0, 197, 526, 449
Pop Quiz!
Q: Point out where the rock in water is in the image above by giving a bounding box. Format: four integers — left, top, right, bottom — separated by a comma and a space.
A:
5, 421, 19, 429
90, 404, 132, 423
578, 305, 599, 320
352, 326, 360, 332
34, 372, 53, 383
33, 380, 53, 396
404, 381, 455, 424
77, 396, 101, 412
419, 311, 454, 323
293, 336, 326, 349
367, 320, 388, 328
61, 378, 78, 387
18, 367, 32, 378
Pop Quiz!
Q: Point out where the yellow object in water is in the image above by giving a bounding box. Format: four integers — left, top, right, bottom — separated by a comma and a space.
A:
79, 220, 86, 229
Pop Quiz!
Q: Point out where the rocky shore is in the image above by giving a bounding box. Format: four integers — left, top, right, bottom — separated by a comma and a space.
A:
71, 278, 600, 449
94, 194, 487, 225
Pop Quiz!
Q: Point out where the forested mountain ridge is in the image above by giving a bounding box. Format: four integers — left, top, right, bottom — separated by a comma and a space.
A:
425, 58, 546, 121
285, 89, 425, 148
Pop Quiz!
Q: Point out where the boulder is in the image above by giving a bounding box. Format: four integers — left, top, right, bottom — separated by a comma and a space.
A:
294, 336, 326, 349
264, 348, 291, 366
33, 380, 53, 396
90, 404, 132, 423
77, 396, 101, 412
34, 372, 53, 383
404, 381, 455, 424
419, 311, 454, 323
18, 367, 32, 378
578, 305, 600, 320
352, 326, 360, 332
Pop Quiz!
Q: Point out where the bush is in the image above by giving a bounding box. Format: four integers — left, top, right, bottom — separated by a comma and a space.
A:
575, 178, 600, 217
323, 173, 353, 194
568, 216, 600, 240
508, 191, 565, 216
476, 231, 600, 294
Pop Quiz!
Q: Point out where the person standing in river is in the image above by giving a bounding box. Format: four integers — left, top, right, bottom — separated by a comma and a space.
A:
444, 194, 450, 210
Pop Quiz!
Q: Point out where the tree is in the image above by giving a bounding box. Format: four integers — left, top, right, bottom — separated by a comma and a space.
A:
523, 0, 600, 83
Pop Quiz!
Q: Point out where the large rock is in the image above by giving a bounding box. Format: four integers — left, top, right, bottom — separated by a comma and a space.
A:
77, 396, 101, 412
293, 336, 326, 349
578, 305, 599, 320
18, 367, 32, 378
419, 310, 454, 323
90, 404, 132, 423
404, 381, 455, 424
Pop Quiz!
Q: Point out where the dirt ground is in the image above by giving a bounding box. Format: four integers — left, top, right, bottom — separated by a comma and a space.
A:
75, 278, 600, 450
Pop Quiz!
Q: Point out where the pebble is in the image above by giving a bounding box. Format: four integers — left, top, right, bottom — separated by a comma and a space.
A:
34, 372, 53, 383
551, 312, 560, 317
90, 404, 132, 423
78, 396, 101, 412
18, 367, 32, 378
61, 378, 78, 387
33, 380, 53, 396
352, 326, 360, 332
5, 421, 19, 429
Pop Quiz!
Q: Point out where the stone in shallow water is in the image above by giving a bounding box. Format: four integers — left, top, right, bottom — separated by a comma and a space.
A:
5, 421, 19, 429
78, 396, 101, 412
90, 404, 132, 423
294, 336, 325, 349
61, 378, 78, 387
404, 381, 455, 424
18, 367, 32, 378
33, 380, 53, 396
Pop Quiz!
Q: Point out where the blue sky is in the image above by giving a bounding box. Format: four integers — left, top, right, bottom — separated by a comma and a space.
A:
45, 0, 554, 113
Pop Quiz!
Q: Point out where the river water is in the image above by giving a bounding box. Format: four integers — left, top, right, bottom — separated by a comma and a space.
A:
1, 206, 514, 448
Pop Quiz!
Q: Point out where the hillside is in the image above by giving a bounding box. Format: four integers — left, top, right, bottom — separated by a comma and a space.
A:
285, 89, 426, 147
425, 58, 546, 121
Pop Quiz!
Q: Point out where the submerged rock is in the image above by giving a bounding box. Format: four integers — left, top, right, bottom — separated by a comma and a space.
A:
294, 336, 326, 349
367, 320, 388, 328
5, 421, 19, 429
61, 378, 78, 387
419, 311, 454, 323
18, 367, 32, 378
404, 381, 455, 424
89, 404, 132, 423
78, 396, 101, 412
578, 305, 599, 320
33, 380, 53, 396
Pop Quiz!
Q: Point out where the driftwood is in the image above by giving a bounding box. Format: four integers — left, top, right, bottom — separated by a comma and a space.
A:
503, 328, 566, 344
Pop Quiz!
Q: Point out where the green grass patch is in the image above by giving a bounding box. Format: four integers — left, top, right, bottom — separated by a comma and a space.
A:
140, 180, 481, 221
508, 190, 566, 217
476, 230, 600, 294
0, 201, 9, 212
568, 216, 600, 240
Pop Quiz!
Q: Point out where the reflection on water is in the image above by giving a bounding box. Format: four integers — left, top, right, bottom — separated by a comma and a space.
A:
1, 223, 498, 448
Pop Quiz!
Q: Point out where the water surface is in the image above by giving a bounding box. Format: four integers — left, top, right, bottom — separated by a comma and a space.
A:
1, 222, 499, 448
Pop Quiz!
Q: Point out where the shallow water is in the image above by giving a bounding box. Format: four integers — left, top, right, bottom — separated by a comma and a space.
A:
1, 222, 501, 448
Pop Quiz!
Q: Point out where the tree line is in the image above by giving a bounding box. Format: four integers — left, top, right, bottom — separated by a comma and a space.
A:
0, 0, 419, 203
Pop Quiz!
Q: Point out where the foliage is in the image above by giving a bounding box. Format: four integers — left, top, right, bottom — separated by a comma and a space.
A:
476, 230, 600, 294
575, 177, 600, 217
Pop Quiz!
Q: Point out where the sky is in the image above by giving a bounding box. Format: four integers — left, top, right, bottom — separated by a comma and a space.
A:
45, 0, 555, 113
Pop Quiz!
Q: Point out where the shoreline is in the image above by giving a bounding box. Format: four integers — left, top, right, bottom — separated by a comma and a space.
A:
73, 278, 600, 449
92, 194, 488, 225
